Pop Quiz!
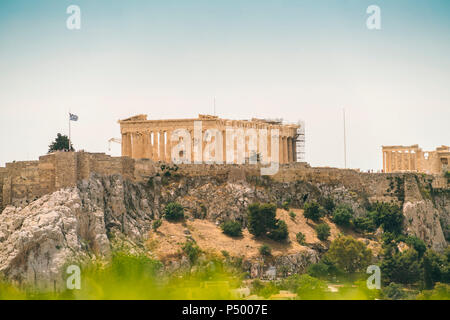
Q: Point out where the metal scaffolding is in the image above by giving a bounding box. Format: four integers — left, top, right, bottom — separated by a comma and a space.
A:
295, 120, 305, 162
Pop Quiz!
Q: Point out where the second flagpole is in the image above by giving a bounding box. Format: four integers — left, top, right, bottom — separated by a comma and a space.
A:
69, 111, 71, 152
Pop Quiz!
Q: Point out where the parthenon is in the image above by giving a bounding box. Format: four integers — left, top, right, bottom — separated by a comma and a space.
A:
118, 114, 300, 164
382, 145, 450, 174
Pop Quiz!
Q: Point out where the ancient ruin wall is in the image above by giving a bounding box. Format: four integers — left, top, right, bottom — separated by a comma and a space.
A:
1, 151, 448, 210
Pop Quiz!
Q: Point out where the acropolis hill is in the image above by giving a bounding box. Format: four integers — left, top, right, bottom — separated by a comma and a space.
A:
0, 139, 449, 287
0, 148, 449, 287
0, 149, 448, 210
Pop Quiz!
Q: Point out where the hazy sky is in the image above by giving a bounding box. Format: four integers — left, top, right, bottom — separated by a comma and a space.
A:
0, 0, 449, 170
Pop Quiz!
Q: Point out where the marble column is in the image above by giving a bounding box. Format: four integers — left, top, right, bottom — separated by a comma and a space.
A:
278, 135, 283, 164
159, 130, 165, 162
222, 129, 226, 164
165, 130, 172, 163
122, 133, 132, 157
152, 132, 159, 161
287, 137, 292, 163
283, 136, 288, 164
142, 133, 151, 159
190, 130, 195, 164
386, 151, 391, 172
292, 138, 297, 162
131, 133, 138, 159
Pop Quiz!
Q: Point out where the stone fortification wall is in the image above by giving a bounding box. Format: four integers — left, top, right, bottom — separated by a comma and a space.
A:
1, 151, 448, 210
0, 152, 134, 208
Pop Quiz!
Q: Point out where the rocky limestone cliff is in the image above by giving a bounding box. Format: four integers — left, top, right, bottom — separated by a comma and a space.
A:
0, 170, 448, 287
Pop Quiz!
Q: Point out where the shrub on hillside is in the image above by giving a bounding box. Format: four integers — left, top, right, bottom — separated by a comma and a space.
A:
259, 244, 272, 256
248, 203, 277, 237
267, 220, 289, 241
152, 219, 162, 231
248, 203, 289, 241
221, 221, 242, 237
322, 197, 336, 215
182, 241, 201, 264
371, 202, 404, 234
164, 202, 184, 221
303, 201, 325, 222
353, 216, 376, 233
332, 205, 353, 227
315, 223, 331, 241
296, 232, 306, 245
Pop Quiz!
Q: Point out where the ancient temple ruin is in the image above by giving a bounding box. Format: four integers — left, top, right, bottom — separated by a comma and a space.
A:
118, 114, 300, 164
382, 145, 450, 174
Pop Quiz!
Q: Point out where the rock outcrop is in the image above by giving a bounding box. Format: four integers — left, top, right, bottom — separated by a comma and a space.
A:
0, 188, 107, 289
0, 170, 448, 288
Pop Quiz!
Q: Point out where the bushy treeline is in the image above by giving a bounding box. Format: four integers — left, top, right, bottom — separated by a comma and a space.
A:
303, 199, 404, 235
380, 233, 450, 289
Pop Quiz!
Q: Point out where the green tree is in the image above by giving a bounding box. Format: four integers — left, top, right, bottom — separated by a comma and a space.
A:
326, 236, 372, 273
371, 202, 404, 234
322, 197, 335, 214
303, 201, 325, 222
422, 249, 450, 289
248, 203, 277, 237
48, 133, 74, 153
248, 203, 289, 242
380, 246, 422, 285
332, 205, 353, 227
405, 236, 427, 258
267, 220, 289, 241
221, 221, 242, 237
164, 202, 185, 221
315, 223, 331, 241
353, 216, 376, 233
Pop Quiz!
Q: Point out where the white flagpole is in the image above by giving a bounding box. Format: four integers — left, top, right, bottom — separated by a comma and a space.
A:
343, 108, 347, 169
69, 111, 71, 152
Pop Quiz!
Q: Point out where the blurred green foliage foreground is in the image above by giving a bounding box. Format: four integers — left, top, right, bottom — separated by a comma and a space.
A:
0, 248, 448, 300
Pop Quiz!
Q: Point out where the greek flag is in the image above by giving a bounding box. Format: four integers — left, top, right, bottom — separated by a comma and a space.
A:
69, 113, 79, 121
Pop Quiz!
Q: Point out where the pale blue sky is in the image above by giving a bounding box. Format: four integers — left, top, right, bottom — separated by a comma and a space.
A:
0, 0, 449, 170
